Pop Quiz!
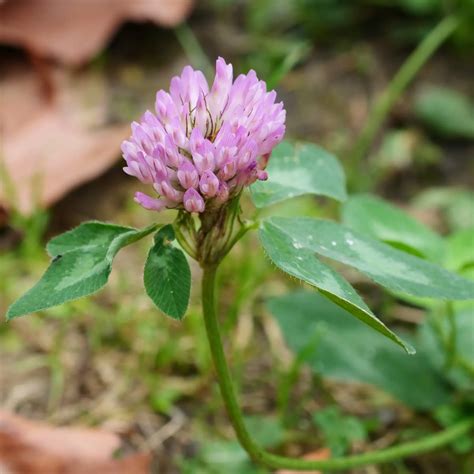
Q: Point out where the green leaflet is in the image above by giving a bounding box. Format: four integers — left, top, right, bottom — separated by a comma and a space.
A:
259, 218, 414, 353
6, 222, 158, 319
415, 87, 474, 139
269, 291, 451, 410
250, 141, 347, 207
144, 225, 191, 320
445, 227, 474, 273
262, 217, 474, 300
342, 194, 444, 262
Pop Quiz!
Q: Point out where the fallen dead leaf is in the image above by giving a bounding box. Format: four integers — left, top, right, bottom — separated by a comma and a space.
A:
0, 59, 129, 214
276, 448, 331, 474
0, 0, 194, 65
0, 410, 152, 474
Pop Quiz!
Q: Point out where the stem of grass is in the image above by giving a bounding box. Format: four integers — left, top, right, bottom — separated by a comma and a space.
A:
349, 15, 458, 191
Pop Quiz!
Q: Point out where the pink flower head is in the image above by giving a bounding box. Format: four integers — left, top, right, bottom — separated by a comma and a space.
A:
122, 57, 286, 213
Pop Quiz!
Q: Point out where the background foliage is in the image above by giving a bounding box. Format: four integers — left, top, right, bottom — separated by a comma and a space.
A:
1, 0, 473, 472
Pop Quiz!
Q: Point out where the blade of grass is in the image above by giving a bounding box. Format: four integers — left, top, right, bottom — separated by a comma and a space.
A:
175, 23, 213, 80
350, 15, 459, 190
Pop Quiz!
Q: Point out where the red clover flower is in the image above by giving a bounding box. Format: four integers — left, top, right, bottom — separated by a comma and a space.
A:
122, 58, 286, 214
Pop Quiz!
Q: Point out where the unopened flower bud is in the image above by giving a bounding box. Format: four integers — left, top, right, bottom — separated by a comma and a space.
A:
183, 188, 205, 213
199, 170, 220, 197
177, 160, 199, 189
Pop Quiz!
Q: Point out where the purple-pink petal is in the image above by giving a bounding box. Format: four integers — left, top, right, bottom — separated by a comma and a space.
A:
134, 192, 168, 211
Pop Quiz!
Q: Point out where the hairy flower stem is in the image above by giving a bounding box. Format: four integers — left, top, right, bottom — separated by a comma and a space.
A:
201, 264, 473, 471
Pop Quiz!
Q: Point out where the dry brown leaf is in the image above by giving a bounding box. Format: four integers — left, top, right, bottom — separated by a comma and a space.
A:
0, 0, 194, 65
276, 448, 331, 474
0, 60, 130, 214
0, 410, 152, 474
